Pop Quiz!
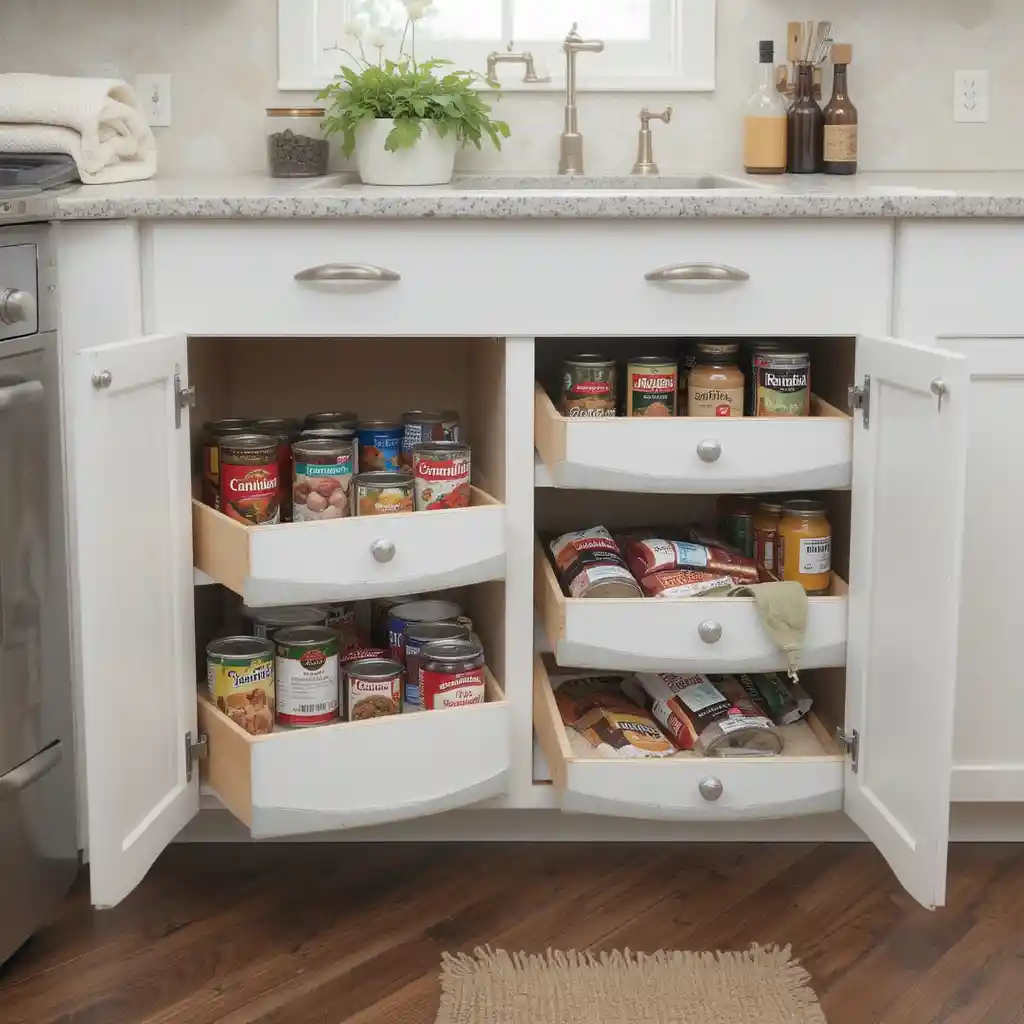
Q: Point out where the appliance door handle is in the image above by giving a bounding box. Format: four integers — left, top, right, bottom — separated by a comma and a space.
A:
0, 380, 43, 411
0, 740, 63, 797
645, 263, 751, 283
294, 263, 401, 283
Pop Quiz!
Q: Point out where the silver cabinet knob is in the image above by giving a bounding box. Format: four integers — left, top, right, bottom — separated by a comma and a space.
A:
696, 439, 722, 463
0, 289, 36, 325
698, 776, 724, 802
698, 620, 723, 644
91, 371, 113, 389
370, 539, 396, 563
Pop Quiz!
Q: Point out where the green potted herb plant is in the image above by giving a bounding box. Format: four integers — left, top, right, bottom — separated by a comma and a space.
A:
319, 0, 511, 186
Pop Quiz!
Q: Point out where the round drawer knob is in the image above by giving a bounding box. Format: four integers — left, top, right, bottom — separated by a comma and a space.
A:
370, 539, 396, 563
698, 620, 723, 644
696, 439, 722, 463
699, 776, 724, 802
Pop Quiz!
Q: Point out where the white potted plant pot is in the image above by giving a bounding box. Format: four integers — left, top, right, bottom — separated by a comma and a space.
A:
355, 119, 458, 186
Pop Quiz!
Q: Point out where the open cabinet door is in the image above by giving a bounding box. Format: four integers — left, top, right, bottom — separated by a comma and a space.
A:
845, 334, 969, 909
71, 333, 197, 907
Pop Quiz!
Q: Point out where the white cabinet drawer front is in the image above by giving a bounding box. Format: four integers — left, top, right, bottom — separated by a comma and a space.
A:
194, 490, 506, 606
144, 221, 892, 337
897, 222, 1024, 338
536, 542, 848, 673
199, 675, 510, 837
535, 385, 853, 494
533, 658, 843, 821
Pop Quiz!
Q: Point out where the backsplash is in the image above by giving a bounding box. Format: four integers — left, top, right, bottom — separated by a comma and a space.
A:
1, 0, 1021, 174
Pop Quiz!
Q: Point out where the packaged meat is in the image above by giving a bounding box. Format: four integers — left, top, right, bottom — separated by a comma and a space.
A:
640, 570, 736, 599
625, 538, 759, 584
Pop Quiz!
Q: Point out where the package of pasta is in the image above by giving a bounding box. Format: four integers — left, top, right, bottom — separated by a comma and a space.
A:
575, 705, 677, 759
553, 673, 638, 727
625, 538, 759, 584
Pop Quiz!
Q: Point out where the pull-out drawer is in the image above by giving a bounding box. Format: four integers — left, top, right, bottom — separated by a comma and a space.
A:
535, 540, 848, 673
198, 672, 509, 837
145, 220, 892, 337
533, 656, 843, 821
193, 488, 506, 606
535, 384, 853, 493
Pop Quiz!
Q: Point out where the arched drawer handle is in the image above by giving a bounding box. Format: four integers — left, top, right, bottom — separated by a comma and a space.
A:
370, 539, 396, 563
698, 620, 723, 644
295, 263, 401, 282
696, 439, 722, 463
698, 776, 724, 802
645, 263, 750, 283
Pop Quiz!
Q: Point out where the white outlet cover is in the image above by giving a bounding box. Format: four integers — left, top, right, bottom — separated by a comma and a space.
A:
954, 69, 989, 123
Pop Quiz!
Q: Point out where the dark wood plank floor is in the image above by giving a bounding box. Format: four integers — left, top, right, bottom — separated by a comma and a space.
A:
2, 843, 1023, 1024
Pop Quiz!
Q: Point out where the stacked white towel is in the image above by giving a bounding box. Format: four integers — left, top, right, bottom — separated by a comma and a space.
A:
0, 73, 157, 184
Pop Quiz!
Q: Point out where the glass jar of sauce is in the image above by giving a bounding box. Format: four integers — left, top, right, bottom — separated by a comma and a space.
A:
753, 499, 784, 577
687, 342, 745, 417
778, 500, 832, 594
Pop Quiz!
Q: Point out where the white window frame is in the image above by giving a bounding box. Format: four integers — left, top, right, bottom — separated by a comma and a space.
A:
278, 0, 716, 92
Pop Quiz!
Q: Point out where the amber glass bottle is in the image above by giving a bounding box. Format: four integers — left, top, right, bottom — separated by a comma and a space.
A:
787, 63, 823, 174
823, 44, 858, 175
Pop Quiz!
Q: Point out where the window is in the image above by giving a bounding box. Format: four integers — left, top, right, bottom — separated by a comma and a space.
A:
278, 0, 716, 92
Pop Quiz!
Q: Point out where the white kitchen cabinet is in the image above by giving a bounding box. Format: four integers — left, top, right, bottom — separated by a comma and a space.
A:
897, 221, 1024, 802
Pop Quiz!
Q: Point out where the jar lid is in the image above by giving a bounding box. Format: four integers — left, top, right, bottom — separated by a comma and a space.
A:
220, 432, 277, 451
695, 342, 739, 358
757, 501, 784, 513
565, 354, 615, 366
266, 107, 325, 117
782, 499, 827, 517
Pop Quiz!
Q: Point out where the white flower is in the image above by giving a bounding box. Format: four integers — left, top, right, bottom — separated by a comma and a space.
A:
365, 24, 393, 49
404, 0, 435, 20
343, 12, 371, 39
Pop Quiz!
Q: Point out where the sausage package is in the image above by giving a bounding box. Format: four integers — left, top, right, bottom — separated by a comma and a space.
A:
625, 538, 759, 584
640, 569, 736, 599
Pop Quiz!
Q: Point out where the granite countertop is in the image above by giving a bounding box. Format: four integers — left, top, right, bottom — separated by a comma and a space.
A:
49, 171, 1024, 220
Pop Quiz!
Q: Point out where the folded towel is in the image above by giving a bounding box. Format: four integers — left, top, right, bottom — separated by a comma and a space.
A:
0, 73, 156, 184
728, 581, 808, 680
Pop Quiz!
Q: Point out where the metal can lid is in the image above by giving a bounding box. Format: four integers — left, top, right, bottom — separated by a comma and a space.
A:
389, 599, 463, 624
204, 418, 256, 434
293, 437, 354, 456
274, 625, 339, 647
757, 351, 810, 369
402, 410, 445, 424
781, 499, 828, 518
219, 432, 278, 451
404, 621, 471, 645
355, 471, 414, 487
304, 411, 359, 427
242, 604, 326, 627
420, 639, 485, 665
207, 636, 274, 659
300, 427, 356, 441
358, 419, 402, 431
255, 416, 302, 434
412, 441, 470, 458
345, 657, 404, 681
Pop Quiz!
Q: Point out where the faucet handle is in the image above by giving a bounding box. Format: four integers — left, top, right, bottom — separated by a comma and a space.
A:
640, 106, 673, 127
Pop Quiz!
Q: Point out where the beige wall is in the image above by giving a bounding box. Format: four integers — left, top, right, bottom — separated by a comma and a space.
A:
1, 0, 1021, 174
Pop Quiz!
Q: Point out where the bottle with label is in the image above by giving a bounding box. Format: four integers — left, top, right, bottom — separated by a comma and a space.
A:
777, 499, 832, 595
823, 44, 858, 175
787, 63, 823, 174
743, 40, 788, 175
687, 342, 745, 418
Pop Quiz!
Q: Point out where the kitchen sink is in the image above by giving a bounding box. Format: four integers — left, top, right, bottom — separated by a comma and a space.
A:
304, 173, 769, 192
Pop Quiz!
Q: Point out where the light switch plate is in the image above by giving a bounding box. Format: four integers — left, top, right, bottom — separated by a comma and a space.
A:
954, 69, 989, 123
136, 73, 172, 127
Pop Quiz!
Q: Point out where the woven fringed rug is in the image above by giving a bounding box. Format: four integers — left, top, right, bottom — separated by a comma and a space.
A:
436, 944, 826, 1023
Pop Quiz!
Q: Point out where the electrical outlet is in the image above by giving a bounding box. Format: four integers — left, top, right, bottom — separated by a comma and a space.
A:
136, 74, 172, 127
954, 69, 989, 123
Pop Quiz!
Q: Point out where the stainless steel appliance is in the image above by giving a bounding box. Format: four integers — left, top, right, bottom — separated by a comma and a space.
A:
0, 221, 78, 965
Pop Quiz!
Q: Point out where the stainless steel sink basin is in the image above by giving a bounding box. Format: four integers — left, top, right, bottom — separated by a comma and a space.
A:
303, 173, 767, 192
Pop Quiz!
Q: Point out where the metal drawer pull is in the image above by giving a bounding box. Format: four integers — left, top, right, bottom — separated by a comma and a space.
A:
696, 439, 722, 463
0, 380, 43, 410
0, 741, 63, 798
698, 776, 724, 802
698, 620, 723, 644
645, 263, 750, 283
371, 539, 396, 563
294, 263, 401, 282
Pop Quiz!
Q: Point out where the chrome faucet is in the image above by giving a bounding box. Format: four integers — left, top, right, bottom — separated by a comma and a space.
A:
486, 43, 548, 85
558, 23, 605, 174
632, 106, 673, 175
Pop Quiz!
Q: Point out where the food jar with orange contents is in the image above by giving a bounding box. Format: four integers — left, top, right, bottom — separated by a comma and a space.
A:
753, 500, 784, 578
777, 500, 832, 595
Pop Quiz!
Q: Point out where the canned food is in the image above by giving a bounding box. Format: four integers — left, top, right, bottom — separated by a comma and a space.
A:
388, 599, 463, 664
561, 355, 617, 418
354, 471, 415, 516
207, 636, 275, 735
358, 420, 403, 473
419, 639, 486, 711
201, 419, 255, 509
412, 441, 471, 511
304, 411, 358, 430
345, 657, 403, 720
323, 602, 359, 651
626, 357, 677, 417
745, 342, 787, 416
371, 594, 426, 648
274, 625, 340, 727
292, 437, 354, 522
219, 433, 282, 525
403, 621, 472, 711
301, 426, 357, 441
255, 418, 302, 522
243, 603, 327, 640
755, 351, 811, 417
440, 410, 462, 443
401, 411, 446, 469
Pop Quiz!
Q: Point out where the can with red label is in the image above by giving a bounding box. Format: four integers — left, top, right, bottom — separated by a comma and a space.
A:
219, 433, 282, 525
403, 621, 472, 711
274, 625, 340, 727
626, 357, 678, 417
201, 419, 254, 509
387, 599, 463, 664
560, 355, 617, 418
412, 441, 471, 511
255, 417, 302, 521
345, 657, 403, 720
419, 639, 486, 711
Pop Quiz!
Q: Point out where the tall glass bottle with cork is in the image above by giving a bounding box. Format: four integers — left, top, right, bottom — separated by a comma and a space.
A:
743, 40, 788, 175
823, 44, 859, 174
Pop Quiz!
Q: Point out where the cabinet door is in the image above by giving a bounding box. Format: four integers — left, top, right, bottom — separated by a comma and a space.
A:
846, 334, 969, 910
71, 333, 197, 907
